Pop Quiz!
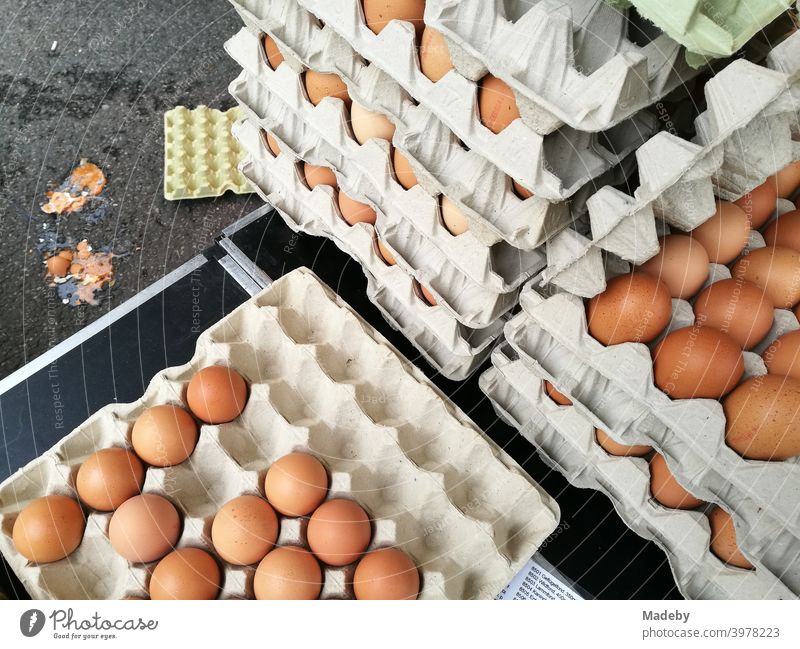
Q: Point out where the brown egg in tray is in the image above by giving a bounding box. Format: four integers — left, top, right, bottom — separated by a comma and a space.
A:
481, 345, 796, 599
0, 268, 559, 600
500, 189, 800, 596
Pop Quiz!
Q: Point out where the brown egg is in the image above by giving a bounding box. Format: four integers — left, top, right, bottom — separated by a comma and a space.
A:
131, 404, 198, 467
653, 326, 744, 399
763, 209, 800, 252
307, 499, 371, 566
76, 448, 145, 511
441, 196, 468, 235
187, 366, 248, 424
585, 273, 672, 346
12, 495, 85, 563
419, 26, 453, 82
264, 452, 328, 517
512, 179, 533, 199
350, 102, 395, 144
649, 454, 704, 509
478, 74, 520, 134
392, 148, 418, 190
264, 131, 281, 157
376, 238, 397, 266
693, 278, 774, 350
304, 162, 337, 190
211, 495, 278, 566
108, 494, 181, 563
544, 381, 572, 406
735, 180, 778, 229
690, 201, 750, 264
773, 161, 800, 199
731, 246, 800, 309
763, 330, 800, 380
724, 374, 800, 460
304, 70, 351, 107
46, 255, 70, 276
353, 548, 420, 600
363, 0, 425, 41
595, 429, 652, 457
254, 546, 322, 600
638, 234, 710, 299
708, 506, 753, 570
149, 548, 220, 600
418, 283, 437, 306
263, 34, 284, 70
338, 191, 377, 226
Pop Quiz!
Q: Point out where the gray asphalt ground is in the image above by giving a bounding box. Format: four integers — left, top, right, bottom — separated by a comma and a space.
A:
0, 0, 260, 379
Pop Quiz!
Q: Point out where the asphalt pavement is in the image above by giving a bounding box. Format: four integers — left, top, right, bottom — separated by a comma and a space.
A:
0, 0, 260, 379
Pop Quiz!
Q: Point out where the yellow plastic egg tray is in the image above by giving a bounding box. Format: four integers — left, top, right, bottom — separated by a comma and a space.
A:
163, 105, 253, 201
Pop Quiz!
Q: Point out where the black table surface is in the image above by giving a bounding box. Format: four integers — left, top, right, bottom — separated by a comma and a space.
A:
0, 209, 680, 600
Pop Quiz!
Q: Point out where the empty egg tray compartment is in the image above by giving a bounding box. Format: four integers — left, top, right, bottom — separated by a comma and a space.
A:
0, 268, 560, 600
541, 32, 800, 298
423, 0, 700, 135
228, 77, 523, 330
290, 0, 660, 201
224, 15, 573, 250
480, 346, 796, 599
608, 0, 794, 67
232, 117, 505, 382
503, 283, 800, 593
163, 105, 252, 200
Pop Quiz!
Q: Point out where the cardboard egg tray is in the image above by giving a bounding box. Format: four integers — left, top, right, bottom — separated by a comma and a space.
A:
163, 105, 252, 200
608, 0, 794, 67
227, 67, 531, 329
500, 275, 800, 595
480, 345, 796, 599
419, 0, 700, 136
293, 0, 659, 201
232, 116, 503, 381
0, 268, 560, 600
223, 18, 572, 251
543, 31, 800, 298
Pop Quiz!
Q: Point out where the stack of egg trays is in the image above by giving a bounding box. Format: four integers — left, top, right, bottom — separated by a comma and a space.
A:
295, 0, 660, 202
231, 114, 500, 380
0, 268, 560, 600
225, 63, 526, 329
421, 0, 698, 137
223, 26, 538, 379
228, 0, 630, 249
163, 105, 253, 200
543, 30, 800, 298
480, 345, 796, 599
498, 268, 800, 597
608, 0, 794, 67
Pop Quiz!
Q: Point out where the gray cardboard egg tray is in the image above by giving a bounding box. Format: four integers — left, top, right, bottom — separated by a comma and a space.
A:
225, 67, 537, 317
227, 74, 520, 331
480, 345, 796, 599
542, 31, 800, 298
231, 115, 502, 381
294, 0, 660, 201
224, 18, 571, 251
0, 268, 560, 600
501, 271, 800, 595
423, 0, 700, 135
